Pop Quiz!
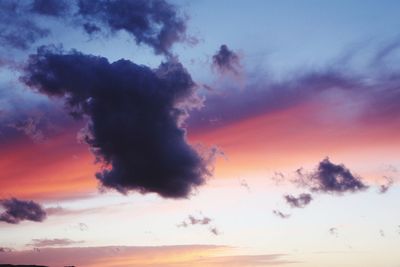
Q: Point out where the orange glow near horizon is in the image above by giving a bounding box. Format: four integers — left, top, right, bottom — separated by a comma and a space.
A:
1, 101, 399, 202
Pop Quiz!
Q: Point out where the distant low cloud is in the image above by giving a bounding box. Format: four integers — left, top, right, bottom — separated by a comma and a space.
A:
27, 238, 84, 247
272, 210, 290, 219
0, 198, 46, 224
379, 229, 385, 237
0, 245, 294, 267
239, 179, 251, 192
178, 214, 219, 235
178, 215, 212, 227
284, 193, 313, 208
329, 227, 338, 237
378, 176, 394, 194
212, 44, 241, 76
295, 158, 369, 194
0, 247, 13, 253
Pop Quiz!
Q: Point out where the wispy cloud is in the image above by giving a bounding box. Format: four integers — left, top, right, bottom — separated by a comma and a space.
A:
272, 210, 291, 219
27, 238, 84, 247
0, 246, 293, 267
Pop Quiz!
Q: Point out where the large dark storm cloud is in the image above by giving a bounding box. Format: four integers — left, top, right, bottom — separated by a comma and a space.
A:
297, 158, 369, 194
22, 46, 211, 198
77, 0, 187, 55
0, 198, 46, 224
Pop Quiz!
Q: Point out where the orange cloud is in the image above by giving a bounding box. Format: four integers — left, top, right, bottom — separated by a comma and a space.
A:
0, 245, 292, 267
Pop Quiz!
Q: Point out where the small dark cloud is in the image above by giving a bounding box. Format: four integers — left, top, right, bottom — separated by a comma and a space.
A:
0, 247, 13, 253
379, 229, 385, 237
83, 22, 101, 34
239, 179, 251, 192
284, 193, 313, 208
329, 227, 338, 237
22, 46, 214, 199
77, 222, 89, 231
272, 210, 290, 219
378, 176, 394, 194
209, 227, 220, 236
178, 214, 212, 227
77, 0, 188, 55
295, 158, 368, 194
31, 0, 70, 17
27, 238, 84, 247
212, 44, 241, 76
271, 172, 285, 185
0, 198, 46, 224
178, 214, 219, 236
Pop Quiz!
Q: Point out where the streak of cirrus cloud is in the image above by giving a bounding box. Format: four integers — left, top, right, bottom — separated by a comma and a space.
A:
189, 40, 400, 134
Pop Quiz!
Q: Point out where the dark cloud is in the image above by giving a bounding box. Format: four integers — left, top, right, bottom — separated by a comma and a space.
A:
22, 46, 212, 199
296, 158, 368, 194
27, 238, 84, 247
178, 214, 212, 227
31, 0, 70, 16
0, 0, 188, 55
0, 1, 50, 50
0, 247, 13, 253
83, 22, 101, 34
209, 227, 220, 236
329, 227, 338, 237
271, 172, 285, 185
379, 229, 385, 237
212, 44, 241, 75
77, 0, 187, 55
378, 176, 394, 194
272, 210, 290, 219
178, 214, 219, 235
0, 198, 46, 224
284, 193, 313, 208
77, 222, 89, 231
239, 178, 251, 192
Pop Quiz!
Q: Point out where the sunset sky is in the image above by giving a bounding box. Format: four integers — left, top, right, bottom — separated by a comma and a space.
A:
1, 1, 400, 266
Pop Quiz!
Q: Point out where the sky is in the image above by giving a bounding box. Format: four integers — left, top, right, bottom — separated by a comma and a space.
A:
0, 0, 400, 266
